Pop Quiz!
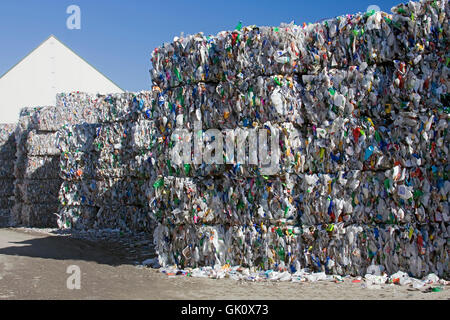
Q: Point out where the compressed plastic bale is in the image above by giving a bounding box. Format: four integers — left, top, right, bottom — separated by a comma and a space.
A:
301, 117, 390, 173
57, 92, 152, 124
0, 208, 11, 227
83, 205, 149, 233
96, 205, 153, 233
299, 165, 449, 225
151, 27, 277, 88
147, 1, 428, 88
57, 92, 101, 112
0, 124, 17, 159
59, 179, 147, 207
301, 111, 449, 172
59, 121, 300, 179
56, 92, 125, 125
91, 205, 132, 232
14, 179, 62, 204
149, 0, 449, 90
10, 203, 23, 226
385, 60, 449, 111
300, 65, 446, 124
19, 204, 59, 228
85, 92, 161, 123
0, 179, 15, 198
148, 166, 448, 227
358, 222, 449, 278
154, 222, 448, 278
94, 150, 144, 178
153, 223, 303, 269
0, 124, 16, 143
0, 197, 13, 225
93, 93, 138, 124
143, 121, 302, 178
150, 76, 305, 130
25, 131, 59, 156
57, 205, 153, 233
59, 151, 98, 180
293, 13, 396, 72
14, 107, 43, 158
150, 25, 302, 89
59, 120, 157, 180
58, 120, 155, 155
300, 66, 394, 123
14, 156, 60, 180
388, 0, 449, 57
16, 107, 43, 131
301, 1, 448, 72
60, 150, 151, 181
57, 123, 104, 154
11, 102, 104, 229
148, 175, 304, 226
34, 104, 100, 132
150, 165, 448, 273
33, 105, 72, 132
93, 121, 149, 151
153, 222, 364, 273
57, 206, 99, 230
0, 198, 14, 210
59, 150, 135, 181
0, 159, 15, 178
387, 111, 449, 167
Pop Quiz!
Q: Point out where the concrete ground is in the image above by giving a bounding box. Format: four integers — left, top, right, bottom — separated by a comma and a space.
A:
0, 228, 448, 300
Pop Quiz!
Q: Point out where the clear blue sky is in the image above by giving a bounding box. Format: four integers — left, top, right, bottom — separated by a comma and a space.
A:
0, 0, 404, 92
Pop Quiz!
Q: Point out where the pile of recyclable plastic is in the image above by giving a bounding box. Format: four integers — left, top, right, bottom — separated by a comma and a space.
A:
148, 0, 449, 279
11, 97, 103, 228
53, 0, 448, 279
11, 107, 64, 227
156, 264, 448, 290
151, 0, 449, 90
0, 124, 17, 226
56, 92, 155, 234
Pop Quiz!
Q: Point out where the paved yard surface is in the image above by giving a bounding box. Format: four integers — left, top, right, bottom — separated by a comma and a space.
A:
0, 228, 448, 300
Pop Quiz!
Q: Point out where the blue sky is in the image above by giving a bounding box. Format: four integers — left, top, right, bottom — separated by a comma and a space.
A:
0, 0, 404, 92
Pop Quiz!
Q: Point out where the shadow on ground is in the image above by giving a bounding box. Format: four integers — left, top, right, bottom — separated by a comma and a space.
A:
0, 228, 148, 267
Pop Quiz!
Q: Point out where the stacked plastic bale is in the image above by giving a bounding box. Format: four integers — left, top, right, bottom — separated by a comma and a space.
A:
137, 72, 312, 269
148, 0, 449, 278
292, 0, 449, 277
0, 124, 17, 227
57, 92, 155, 234
12, 107, 47, 227
11, 98, 102, 228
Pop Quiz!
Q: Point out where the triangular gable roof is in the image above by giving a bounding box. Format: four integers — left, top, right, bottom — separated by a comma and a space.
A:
0, 35, 124, 91
0, 35, 125, 123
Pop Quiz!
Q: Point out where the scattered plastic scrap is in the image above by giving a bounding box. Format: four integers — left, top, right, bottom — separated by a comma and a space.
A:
154, 264, 447, 291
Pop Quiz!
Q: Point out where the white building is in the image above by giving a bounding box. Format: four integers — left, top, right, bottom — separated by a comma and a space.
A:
0, 35, 124, 123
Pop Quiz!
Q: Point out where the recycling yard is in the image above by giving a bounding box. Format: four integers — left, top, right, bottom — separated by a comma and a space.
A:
0, 0, 449, 302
